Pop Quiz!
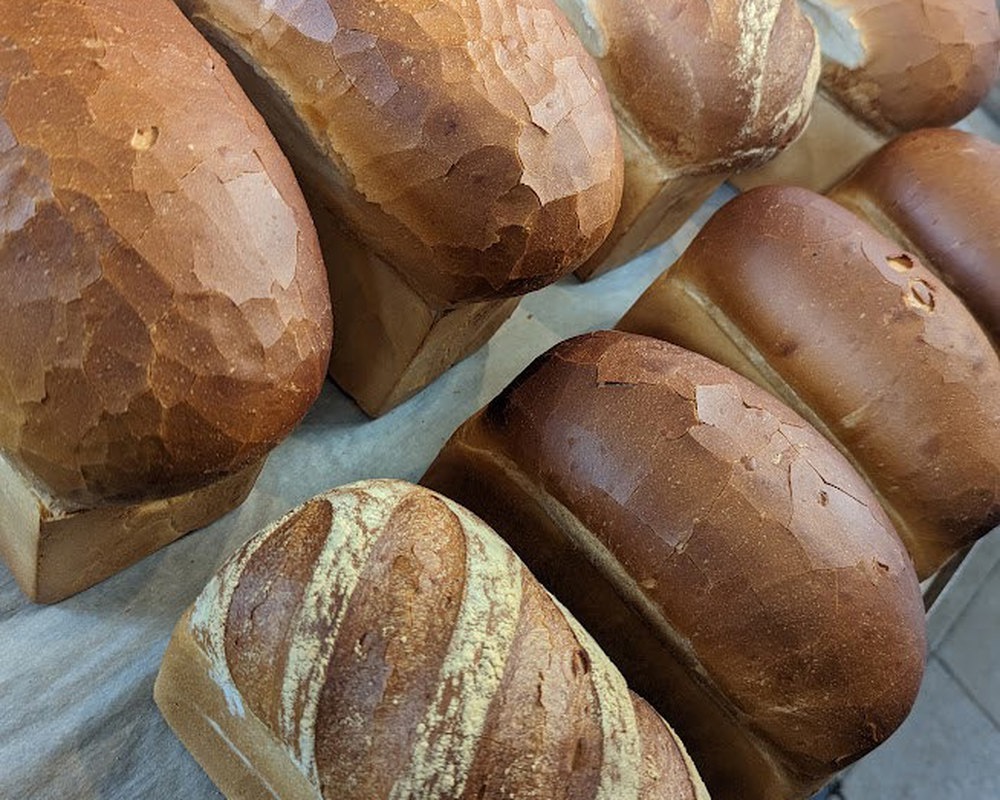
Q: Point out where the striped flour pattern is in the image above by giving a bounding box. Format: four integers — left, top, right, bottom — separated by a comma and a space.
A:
187, 480, 664, 798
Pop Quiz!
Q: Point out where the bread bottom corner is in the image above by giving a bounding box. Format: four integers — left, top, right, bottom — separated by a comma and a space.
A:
0, 455, 265, 603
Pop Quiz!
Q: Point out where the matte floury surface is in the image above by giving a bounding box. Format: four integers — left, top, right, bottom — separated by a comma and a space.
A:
0, 0, 332, 509
156, 479, 709, 800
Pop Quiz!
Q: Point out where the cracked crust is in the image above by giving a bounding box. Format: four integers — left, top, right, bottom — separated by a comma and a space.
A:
422, 331, 925, 800
0, 0, 332, 508
829, 127, 1000, 346
175, 0, 624, 307
619, 187, 1000, 578
801, 0, 1000, 134
157, 479, 709, 800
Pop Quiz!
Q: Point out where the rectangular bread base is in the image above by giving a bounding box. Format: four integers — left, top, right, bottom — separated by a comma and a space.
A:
0, 456, 265, 604
728, 93, 886, 194
574, 120, 723, 281
155, 609, 316, 800
307, 189, 519, 418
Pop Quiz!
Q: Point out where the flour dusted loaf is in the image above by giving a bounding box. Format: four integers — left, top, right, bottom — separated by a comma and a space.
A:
734, 0, 1000, 191
175, 0, 624, 414
829, 127, 1000, 345
155, 479, 710, 800
619, 187, 1000, 578
0, 0, 332, 602
555, 0, 820, 278
423, 331, 926, 800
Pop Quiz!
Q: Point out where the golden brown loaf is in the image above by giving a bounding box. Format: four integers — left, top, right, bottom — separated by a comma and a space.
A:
829, 127, 1000, 345
423, 331, 926, 800
557, 0, 819, 174
0, 0, 332, 509
556, 0, 820, 275
155, 479, 711, 800
619, 187, 1000, 578
175, 0, 624, 307
801, 0, 1000, 134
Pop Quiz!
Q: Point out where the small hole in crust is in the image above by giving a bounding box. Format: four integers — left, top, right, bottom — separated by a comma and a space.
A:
130, 126, 159, 151
887, 254, 914, 272
905, 279, 935, 312
818, 491, 829, 507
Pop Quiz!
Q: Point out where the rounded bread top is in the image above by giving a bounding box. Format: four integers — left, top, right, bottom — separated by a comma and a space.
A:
664, 186, 1000, 576
800, 0, 1000, 133
477, 330, 926, 773
554, 0, 821, 173
190, 479, 709, 800
179, 0, 624, 306
0, 0, 332, 508
829, 127, 1000, 343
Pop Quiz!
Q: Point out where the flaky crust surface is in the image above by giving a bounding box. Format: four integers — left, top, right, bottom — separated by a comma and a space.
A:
0, 0, 332, 507
802, 0, 1000, 133
425, 331, 926, 798
178, 0, 624, 306
623, 187, 1000, 576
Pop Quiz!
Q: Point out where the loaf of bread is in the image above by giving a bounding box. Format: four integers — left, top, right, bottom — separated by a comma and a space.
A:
556, 0, 820, 278
734, 0, 1000, 191
619, 187, 1000, 578
175, 0, 624, 414
423, 331, 926, 800
155, 479, 710, 800
0, 0, 332, 601
829, 127, 1000, 345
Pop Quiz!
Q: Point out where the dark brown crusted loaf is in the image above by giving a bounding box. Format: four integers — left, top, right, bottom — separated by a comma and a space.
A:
0, 0, 332, 508
802, 0, 1000, 134
174, 0, 624, 307
829, 127, 1000, 345
155, 479, 710, 800
618, 187, 1000, 578
422, 331, 926, 800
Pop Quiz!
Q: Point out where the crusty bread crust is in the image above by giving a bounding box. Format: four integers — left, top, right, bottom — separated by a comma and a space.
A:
620, 188, 1000, 578
830, 128, 1000, 345
424, 331, 926, 800
803, 0, 1000, 134
0, 0, 332, 508
177, 0, 624, 307
158, 480, 709, 800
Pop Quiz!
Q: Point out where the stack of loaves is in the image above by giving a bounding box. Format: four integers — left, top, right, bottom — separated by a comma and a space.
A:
6, 0, 998, 798
619, 186, 1000, 578
732, 0, 1000, 192
173, 0, 824, 413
